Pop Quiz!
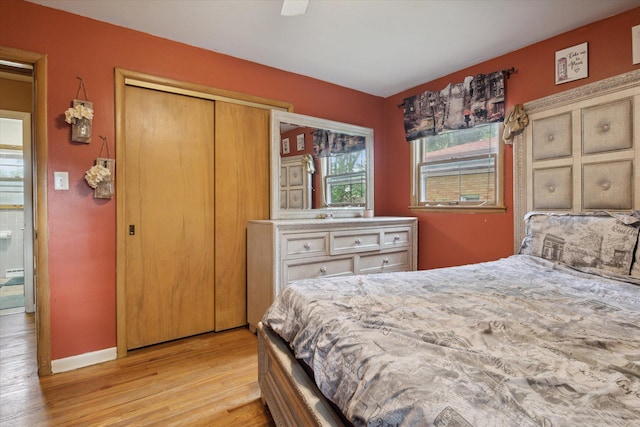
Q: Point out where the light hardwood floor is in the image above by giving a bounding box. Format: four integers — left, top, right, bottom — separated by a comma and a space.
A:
0, 312, 275, 426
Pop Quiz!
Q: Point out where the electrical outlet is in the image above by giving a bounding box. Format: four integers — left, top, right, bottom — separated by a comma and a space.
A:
54, 172, 69, 190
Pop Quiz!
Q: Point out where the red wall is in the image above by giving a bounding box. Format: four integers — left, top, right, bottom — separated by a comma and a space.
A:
0, 0, 383, 360
380, 8, 640, 270
1, 0, 638, 361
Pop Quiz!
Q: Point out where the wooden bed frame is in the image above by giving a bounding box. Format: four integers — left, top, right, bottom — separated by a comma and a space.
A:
258, 70, 640, 426
257, 322, 347, 426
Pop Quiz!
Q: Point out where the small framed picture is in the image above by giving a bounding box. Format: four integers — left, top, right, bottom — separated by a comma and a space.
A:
555, 42, 588, 85
633, 24, 640, 65
282, 138, 290, 154
296, 134, 305, 151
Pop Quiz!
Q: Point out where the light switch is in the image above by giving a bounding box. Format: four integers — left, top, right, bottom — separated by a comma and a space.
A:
54, 172, 69, 190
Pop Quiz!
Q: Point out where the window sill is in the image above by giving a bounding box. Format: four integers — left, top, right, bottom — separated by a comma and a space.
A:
409, 205, 507, 214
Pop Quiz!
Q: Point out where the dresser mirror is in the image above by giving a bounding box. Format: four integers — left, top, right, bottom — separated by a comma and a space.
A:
271, 110, 374, 219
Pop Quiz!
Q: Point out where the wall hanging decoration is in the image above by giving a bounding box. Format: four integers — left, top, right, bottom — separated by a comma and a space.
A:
555, 42, 588, 85
85, 136, 115, 199
296, 133, 305, 151
502, 104, 529, 144
64, 76, 93, 143
281, 137, 290, 154
301, 153, 315, 174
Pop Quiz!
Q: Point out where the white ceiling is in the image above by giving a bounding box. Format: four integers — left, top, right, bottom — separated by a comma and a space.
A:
28, 0, 640, 97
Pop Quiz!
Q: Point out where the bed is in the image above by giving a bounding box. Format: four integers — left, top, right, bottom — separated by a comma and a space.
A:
257, 71, 640, 426
259, 211, 640, 426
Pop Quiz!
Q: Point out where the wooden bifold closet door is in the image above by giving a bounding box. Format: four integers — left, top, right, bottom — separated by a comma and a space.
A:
123, 86, 268, 350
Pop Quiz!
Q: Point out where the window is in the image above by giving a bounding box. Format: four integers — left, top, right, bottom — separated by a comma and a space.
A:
320, 150, 366, 207
410, 122, 504, 212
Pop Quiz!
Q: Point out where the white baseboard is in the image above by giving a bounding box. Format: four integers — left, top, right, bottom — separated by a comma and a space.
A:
51, 347, 117, 373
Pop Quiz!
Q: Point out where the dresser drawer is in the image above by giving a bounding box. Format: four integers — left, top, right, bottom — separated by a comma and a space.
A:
382, 227, 412, 248
284, 257, 354, 283
359, 250, 410, 274
282, 232, 329, 259
330, 229, 381, 255
247, 217, 417, 332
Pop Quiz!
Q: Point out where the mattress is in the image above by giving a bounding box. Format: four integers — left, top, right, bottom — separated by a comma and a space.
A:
263, 255, 640, 426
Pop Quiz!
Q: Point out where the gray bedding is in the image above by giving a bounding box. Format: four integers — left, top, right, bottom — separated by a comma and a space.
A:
263, 255, 640, 426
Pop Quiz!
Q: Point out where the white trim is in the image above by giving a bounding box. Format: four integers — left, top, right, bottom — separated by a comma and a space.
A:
51, 347, 117, 373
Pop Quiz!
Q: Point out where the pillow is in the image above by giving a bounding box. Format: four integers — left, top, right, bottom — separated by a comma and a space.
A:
520, 211, 640, 276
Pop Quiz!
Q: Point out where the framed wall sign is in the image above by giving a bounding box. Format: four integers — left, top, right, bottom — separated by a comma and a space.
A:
296, 134, 305, 151
555, 42, 588, 85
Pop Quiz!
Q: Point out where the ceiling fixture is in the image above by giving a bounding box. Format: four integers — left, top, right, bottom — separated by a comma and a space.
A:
281, 0, 309, 16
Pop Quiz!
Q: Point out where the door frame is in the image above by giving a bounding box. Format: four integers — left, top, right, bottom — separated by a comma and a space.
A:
114, 69, 292, 357
0, 46, 51, 375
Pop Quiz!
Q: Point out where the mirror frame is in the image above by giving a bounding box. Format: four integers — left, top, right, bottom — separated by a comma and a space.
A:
271, 110, 374, 219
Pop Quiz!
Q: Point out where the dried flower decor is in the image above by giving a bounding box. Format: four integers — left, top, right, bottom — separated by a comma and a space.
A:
91, 137, 115, 199
64, 103, 94, 124
85, 164, 111, 189
66, 78, 93, 143
66, 100, 93, 143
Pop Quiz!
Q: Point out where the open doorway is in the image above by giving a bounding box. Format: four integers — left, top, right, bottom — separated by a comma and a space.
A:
0, 62, 34, 315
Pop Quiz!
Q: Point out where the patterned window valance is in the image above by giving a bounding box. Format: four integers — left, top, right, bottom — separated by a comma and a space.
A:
312, 129, 366, 157
403, 70, 506, 142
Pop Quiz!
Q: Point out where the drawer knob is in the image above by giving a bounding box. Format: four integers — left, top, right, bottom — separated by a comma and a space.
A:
394, 235, 400, 241
383, 258, 390, 264
304, 242, 311, 249
320, 266, 327, 273
354, 238, 362, 245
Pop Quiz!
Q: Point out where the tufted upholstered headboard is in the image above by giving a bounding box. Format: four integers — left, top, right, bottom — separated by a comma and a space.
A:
513, 70, 640, 252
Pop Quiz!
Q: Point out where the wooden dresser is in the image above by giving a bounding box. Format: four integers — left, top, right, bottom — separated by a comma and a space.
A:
247, 217, 417, 331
